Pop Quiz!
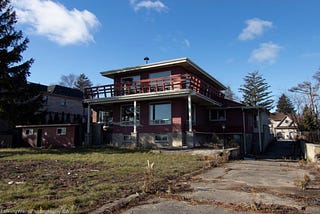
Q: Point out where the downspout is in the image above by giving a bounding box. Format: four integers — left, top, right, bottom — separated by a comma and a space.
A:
242, 108, 247, 155
257, 108, 262, 153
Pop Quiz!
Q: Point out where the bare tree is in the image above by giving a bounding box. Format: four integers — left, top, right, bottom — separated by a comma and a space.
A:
59, 73, 77, 88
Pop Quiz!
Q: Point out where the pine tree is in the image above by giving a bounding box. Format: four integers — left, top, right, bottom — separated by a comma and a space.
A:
0, 0, 43, 128
75, 73, 92, 92
276, 93, 295, 114
224, 86, 234, 100
300, 105, 318, 131
239, 71, 273, 110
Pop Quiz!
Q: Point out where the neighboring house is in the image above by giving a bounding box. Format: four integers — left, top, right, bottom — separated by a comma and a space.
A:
30, 83, 85, 124
83, 58, 272, 154
269, 112, 298, 140
16, 83, 86, 148
16, 124, 81, 148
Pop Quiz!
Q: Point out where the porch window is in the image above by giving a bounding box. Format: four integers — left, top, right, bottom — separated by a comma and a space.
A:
149, 103, 171, 125
56, 127, 67, 135
209, 109, 226, 121
121, 104, 140, 126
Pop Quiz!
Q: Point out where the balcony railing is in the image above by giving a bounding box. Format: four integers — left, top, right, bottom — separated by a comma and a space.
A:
84, 74, 224, 100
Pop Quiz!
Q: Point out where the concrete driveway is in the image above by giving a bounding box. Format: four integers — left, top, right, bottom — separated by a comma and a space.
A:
124, 142, 320, 214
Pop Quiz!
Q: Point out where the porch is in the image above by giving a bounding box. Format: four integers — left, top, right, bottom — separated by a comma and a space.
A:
84, 74, 225, 101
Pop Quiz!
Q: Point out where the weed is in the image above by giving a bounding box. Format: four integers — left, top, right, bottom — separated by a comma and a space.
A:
142, 160, 155, 193
295, 173, 311, 190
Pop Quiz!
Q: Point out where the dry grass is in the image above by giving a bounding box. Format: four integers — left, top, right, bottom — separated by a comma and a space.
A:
0, 147, 209, 213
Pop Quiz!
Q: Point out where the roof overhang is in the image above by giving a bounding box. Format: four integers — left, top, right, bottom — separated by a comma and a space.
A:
100, 58, 226, 90
83, 89, 222, 107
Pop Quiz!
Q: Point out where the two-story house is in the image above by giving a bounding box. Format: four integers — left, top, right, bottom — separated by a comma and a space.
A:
16, 84, 85, 148
83, 58, 272, 154
269, 112, 298, 140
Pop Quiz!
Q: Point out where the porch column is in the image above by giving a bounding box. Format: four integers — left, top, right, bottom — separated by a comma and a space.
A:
132, 100, 138, 146
85, 104, 91, 145
257, 108, 262, 153
186, 94, 194, 148
188, 94, 192, 132
133, 100, 137, 134
242, 108, 247, 155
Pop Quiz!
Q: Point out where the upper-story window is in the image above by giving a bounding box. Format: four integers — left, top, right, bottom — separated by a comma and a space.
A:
149, 71, 171, 79
149, 71, 171, 91
209, 109, 226, 121
121, 76, 140, 94
43, 96, 48, 105
121, 76, 140, 84
61, 99, 67, 106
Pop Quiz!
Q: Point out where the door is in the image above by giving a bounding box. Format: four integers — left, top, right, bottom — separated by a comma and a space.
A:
36, 129, 42, 147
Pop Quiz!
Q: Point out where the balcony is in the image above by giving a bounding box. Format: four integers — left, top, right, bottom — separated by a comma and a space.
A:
84, 74, 224, 101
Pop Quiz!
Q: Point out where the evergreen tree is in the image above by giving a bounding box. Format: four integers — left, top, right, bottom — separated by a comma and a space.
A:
224, 86, 235, 100
238, 71, 273, 110
276, 93, 295, 114
75, 73, 92, 92
0, 0, 43, 128
300, 105, 318, 131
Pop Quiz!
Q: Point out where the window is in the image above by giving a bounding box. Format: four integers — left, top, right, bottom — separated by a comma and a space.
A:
123, 135, 132, 142
43, 96, 48, 105
56, 127, 66, 135
149, 71, 171, 91
121, 104, 140, 126
25, 129, 34, 136
209, 109, 226, 121
149, 103, 171, 125
155, 135, 168, 142
121, 76, 140, 94
149, 71, 171, 79
61, 99, 67, 106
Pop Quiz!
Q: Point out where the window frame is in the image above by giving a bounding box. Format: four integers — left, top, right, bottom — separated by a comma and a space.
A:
149, 102, 172, 125
120, 104, 140, 126
25, 129, 34, 136
56, 127, 67, 136
209, 109, 226, 121
154, 134, 168, 143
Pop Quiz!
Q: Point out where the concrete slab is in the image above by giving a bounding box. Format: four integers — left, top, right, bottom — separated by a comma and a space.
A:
124, 199, 250, 214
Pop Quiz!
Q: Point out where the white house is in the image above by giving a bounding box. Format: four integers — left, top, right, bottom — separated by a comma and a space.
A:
269, 112, 298, 140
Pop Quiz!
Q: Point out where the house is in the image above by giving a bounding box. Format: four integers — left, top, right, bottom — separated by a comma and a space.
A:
29, 83, 85, 124
83, 58, 272, 154
16, 84, 86, 148
16, 124, 81, 148
269, 112, 298, 140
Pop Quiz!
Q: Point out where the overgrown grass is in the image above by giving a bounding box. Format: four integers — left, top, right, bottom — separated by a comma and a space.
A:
0, 147, 209, 213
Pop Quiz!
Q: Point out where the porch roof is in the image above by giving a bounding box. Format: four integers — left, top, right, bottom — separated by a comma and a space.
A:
100, 57, 227, 91
84, 89, 222, 107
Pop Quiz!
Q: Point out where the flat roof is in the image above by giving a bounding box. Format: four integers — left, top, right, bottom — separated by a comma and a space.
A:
100, 57, 226, 90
